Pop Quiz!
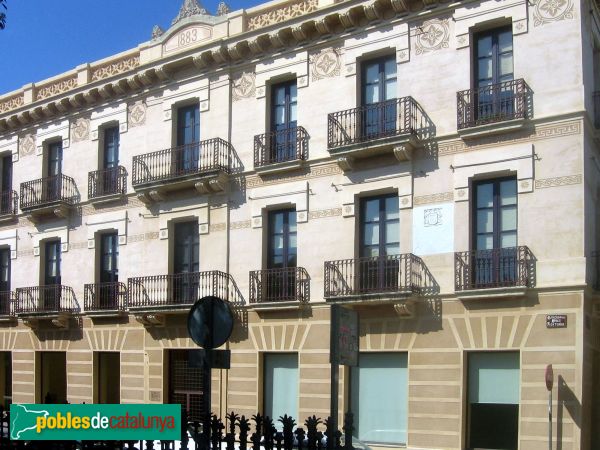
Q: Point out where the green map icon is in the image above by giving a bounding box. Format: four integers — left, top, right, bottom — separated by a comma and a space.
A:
10, 404, 49, 439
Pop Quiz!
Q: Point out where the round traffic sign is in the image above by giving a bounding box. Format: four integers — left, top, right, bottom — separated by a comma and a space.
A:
545, 364, 554, 391
187, 296, 234, 349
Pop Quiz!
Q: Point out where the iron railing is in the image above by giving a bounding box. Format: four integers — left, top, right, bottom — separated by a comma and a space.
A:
457, 78, 530, 130
254, 126, 309, 168
20, 174, 77, 210
454, 246, 534, 291
14, 285, 80, 314
594, 91, 600, 129
324, 254, 426, 298
0, 291, 13, 316
88, 166, 127, 199
0, 190, 17, 216
84, 282, 127, 312
249, 267, 310, 303
328, 96, 418, 149
132, 139, 232, 187
127, 270, 244, 308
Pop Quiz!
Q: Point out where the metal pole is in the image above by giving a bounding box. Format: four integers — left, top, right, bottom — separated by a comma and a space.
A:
548, 389, 552, 450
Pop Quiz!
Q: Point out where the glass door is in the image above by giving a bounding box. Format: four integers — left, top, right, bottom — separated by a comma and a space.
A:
46, 142, 63, 202
44, 240, 61, 311
102, 127, 120, 195
1, 155, 12, 213
267, 210, 297, 301
99, 233, 118, 309
173, 221, 199, 303
0, 248, 10, 315
176, 105, 200, 175
271, 81, 298, 163
361, 57, 397, 139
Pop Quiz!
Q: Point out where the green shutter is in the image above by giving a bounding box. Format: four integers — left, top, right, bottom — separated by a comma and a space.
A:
468, 352, 520, 404
264, 353, 298, 424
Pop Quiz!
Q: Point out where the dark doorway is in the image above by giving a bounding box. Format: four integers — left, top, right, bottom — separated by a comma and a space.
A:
0, 352, 11, 408
40, 352, 67, 404
97, 352, 120, 404
168, 350, 205, 421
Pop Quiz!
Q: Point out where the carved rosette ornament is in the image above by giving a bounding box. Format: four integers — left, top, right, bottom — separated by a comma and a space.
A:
532, 0, 574, 26
128, 101, 147, 127
19, 134, 36, 157
232, 72, 256, 102
71, 118, 90, 142
310, 48, 341, 81
172, 0, 210, 26
414, 18, 450, 55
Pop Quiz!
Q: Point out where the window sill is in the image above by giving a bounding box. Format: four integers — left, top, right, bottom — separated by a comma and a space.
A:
456, 286, 529, 300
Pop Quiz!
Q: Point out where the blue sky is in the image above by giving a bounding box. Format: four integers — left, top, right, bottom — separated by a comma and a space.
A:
0, 0, 262, 95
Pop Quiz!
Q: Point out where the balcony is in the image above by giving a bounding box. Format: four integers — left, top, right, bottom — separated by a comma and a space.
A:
593, 91, 600, 129
249, 267, 310, 308
20, 174, 78, 221
83, 282, 127, 317
327, 97, 423, 169
88, 166, 127, 203
254, 127, 309, 175
457, 79, 532, 138
0, 190, 18, 223
132, 139, 232, 204
324, 254, 428, 313
454, 246, 535, 298
0, 291, 14, 322
127, 270, 244, 325
14, 285, 80, 328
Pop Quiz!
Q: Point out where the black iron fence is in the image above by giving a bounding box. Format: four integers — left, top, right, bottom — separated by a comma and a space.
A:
457, 78, 530, 130
328, 96, 418, 149
324, 253, 426, 298
88, 166, 127, 199
20, 174, 77, 210
594, 91, 600, 129
254, 126, 309, 168
14, 285, 80, 314
132, 139, 232, 187
128, 270, 244, 308
84, 282, 127, 311
0, 291, 12, 316
454, 246, 534, 291
250, 267, 310, 303
0, 190, 17, 216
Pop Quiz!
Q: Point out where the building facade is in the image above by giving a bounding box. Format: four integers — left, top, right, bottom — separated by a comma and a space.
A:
0, 0, 598, 448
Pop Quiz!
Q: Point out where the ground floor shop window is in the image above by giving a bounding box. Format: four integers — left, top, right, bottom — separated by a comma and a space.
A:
168, 349, 205, 421
350, 352, 408, 444
39, 352, 66, 404
468, 351, 520, 450
263, 353, 298, 422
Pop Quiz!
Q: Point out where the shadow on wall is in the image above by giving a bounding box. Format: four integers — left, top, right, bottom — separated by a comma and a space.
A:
556, 375, 581, 450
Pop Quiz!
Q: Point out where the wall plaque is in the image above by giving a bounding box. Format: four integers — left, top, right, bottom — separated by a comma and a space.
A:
163, 25, 212, 53
546, 314, 567, 328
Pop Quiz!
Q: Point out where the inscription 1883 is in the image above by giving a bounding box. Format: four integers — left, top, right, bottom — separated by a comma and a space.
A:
163, 26, 212, 53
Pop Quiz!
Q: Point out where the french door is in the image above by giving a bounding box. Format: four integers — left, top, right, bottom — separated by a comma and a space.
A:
99, 232, 119, 309
173, 222, 199, 303
266, 210, 297, 300
176, 105, 200, 175
46, 142, 63, 201
270, 81, 298, 163
0, 248, 10, 315
102, 127, 120, 195
361, 57, 397, 139
1, 155, 12, 213
44, 240, 61, 311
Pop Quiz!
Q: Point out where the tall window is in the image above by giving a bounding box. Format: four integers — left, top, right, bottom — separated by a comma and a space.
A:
472, 178, 517, 286
351, 353, 408, 444
267, 210, 297, 300
0, 154, 13, 214
361, 56, 397, 138
173, 221, 199, 303
270, 81, 298, 163
0, 248, 10, 315
359, 195, 399, 292
46, 142, 63, 201
176, 104, 200, 174
263, 353, 298, 423
43, 240, 61, 311
101, 126, 120, 195
474, 27, 514, 120
467, 352, 519, 450
98, 232, 119, 309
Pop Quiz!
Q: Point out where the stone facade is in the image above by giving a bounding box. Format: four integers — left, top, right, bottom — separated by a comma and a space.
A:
0, 0, 599, 448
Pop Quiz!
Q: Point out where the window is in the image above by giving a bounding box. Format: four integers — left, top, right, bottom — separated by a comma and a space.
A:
350, 353, 408, 444
96, 352, 120, 404
173, 221, 199, 303
46, 141, 63, 202
0, 154, 13, 214
361, 56, 397, 138
472, 177, 517, 286
467, 352, 519, 450
359, 195, 400, 292
97, 232, 119, 309
270, 81, 298, 163
40, 351, 67, 404
176, 104, 200, 174
0, 248, 10, 315
43, 240, 61, 311
0, 352, 11, 408
169, 349, 205, 421
266, 210, 297, 300
101, 126, 120, 195
263, 353, 298, 423
474, 27, 514, 120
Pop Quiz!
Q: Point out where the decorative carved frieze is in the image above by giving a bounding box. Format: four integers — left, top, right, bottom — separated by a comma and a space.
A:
532, 0, 574, 26
414, 18, 450, 54
414, 192, 454, 205
310, 47, 341, 81
128, 101, 147, 127
247, 0, 318, 31
70, 117, 90, 142
91, 55, 140, 82
0, 95, 24, 114
535, 174, 582, 189
36, 77, 78, 100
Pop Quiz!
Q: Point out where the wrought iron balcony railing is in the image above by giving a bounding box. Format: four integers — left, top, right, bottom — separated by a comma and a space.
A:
14, 285, 80, 314
127, 270, 244, 309
84, 282, 127, 312
0, 291, 13, 316
254, 126, 309, 168
454, 246, 534, 291
20, 175, 77, 210
0, 190, 17, 216
457, 78, 531, 130
328, 97, 418, 149
88, 166, 127, 199
324, 254, 426, 298
249, 267, 310, 303
594, 91, 600, 129
132, 139, 232, 187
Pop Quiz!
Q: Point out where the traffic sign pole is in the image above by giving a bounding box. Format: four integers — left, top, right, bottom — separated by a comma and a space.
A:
545, 364, 554, 450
